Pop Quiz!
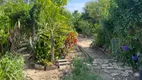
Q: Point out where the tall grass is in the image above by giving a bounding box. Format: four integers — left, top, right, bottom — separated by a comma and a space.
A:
0, 53, 24, 80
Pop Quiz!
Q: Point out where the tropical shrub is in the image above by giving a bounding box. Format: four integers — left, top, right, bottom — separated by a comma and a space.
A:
0, 53, 24, 80
34, 31, 77, 65
34, 30, 51, 63
65, 32, 78, 52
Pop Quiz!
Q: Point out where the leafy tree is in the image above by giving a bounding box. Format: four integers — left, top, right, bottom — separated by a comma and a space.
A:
32, 0, 75, 62
72, 10, 92, 36
109, 0, 142, 58
72, 10, 81, 32
72, 0, 110, 36
83, 0, 110, 23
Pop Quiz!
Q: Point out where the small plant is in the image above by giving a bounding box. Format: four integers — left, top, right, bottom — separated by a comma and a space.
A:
62, 58, 101, 80
65, 32, 78, 52
0, 29, 9, 53
0, 52, 24, 80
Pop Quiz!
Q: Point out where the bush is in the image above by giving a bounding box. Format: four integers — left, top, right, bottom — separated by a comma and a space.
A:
33, 31, 77, 65
78, 20, 92, 36
62, 58, 101, 80
0, 53, 24, 80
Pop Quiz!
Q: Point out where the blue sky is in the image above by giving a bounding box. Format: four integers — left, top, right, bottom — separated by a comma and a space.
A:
66, 0, 92, 13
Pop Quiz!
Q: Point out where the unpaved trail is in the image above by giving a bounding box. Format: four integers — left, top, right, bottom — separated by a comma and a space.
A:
77, 37, 139, 80
23, 36, 140, 80
24, 69, 61, 80
23, 51, 76, 80
23, 54, 62, 80
77, 37, 109, 59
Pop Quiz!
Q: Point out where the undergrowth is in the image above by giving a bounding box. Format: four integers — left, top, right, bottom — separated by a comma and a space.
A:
62, 58, 101, 80
0, 52, 24, 80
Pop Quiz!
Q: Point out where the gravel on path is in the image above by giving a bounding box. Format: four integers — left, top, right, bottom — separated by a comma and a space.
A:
77, 37, 139, 80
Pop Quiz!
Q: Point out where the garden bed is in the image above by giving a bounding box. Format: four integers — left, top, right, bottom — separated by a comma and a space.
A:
23, 49, 77, 80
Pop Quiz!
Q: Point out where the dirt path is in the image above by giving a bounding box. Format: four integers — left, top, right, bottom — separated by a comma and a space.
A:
23, 54, 62, 80
77, 37, 109, 59
23, 36, 140, 80
23, 50, 76, 80
77, 37, 139, 80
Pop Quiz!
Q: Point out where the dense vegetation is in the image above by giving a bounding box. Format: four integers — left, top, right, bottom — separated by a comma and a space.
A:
0, 0, 77, 79
73, 0, 142, 68
1, 0, 142, 79
0, 0, 77, 62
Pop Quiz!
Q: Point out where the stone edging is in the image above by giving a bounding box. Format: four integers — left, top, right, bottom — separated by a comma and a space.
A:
77, 45, 93, 62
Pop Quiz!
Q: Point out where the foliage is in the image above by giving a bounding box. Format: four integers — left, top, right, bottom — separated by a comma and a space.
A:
78, 20, 92, 36
33, 0, 70, 61
0, 29, 9, 53
72, 10, 93, 36
0, 52, 24, 80
34, 29, 76, 64
0, 0, 75, 65
18, 0, 76, 64
62, 58, 101, 80
72, 0, 110, 36
65, 32, 78, 52
108, 0, 142, 51
106, 0, 142, 68
32, 28, 52, 63
72, 10, 82, 32
84, 0, 110, 22
82, 0, 111, 49
0, 0, 31, 28
0, 0, 32, 53
86, 0, 142, 68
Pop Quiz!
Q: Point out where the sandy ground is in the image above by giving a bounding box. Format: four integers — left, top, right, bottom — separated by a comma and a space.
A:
23, 36, 138, 80
77, 37, 93, 48
23, 36, 105, 80
24, 69, 61, 80
77, 37, 110, 59
23, 50, 76, 80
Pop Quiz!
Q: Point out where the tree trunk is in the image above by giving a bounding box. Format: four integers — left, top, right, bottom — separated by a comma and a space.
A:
32, 25, 35, 40
51, 30, 54, 61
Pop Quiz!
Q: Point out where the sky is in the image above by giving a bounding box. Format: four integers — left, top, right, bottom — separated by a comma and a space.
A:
66, 0, 92, 13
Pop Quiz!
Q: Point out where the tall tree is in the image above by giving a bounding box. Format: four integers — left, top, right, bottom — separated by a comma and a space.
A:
83, 0, 110, 23
72, 10, 81, 32
109, 0, 142, 48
